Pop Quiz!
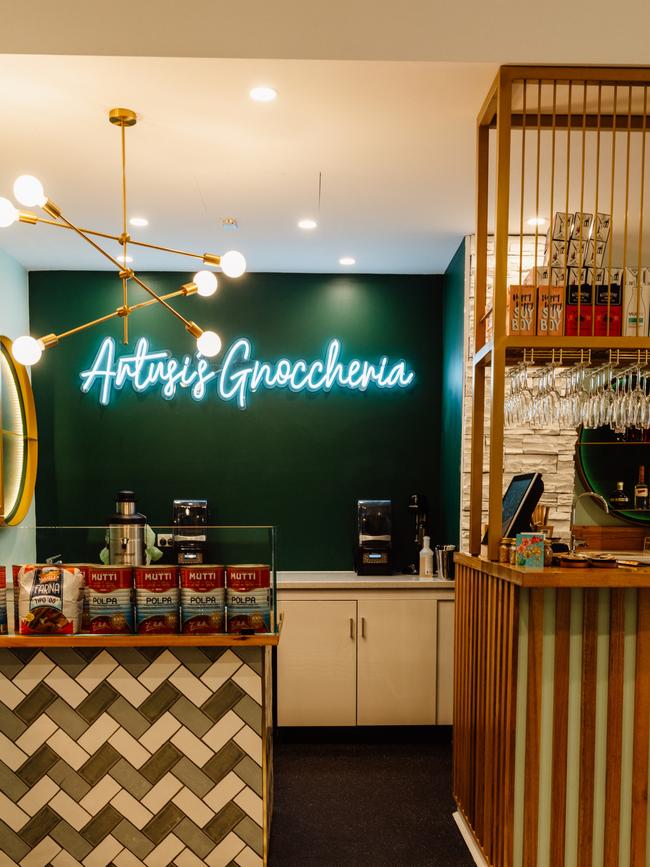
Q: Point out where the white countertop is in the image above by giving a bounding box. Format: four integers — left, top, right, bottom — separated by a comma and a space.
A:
277, 571, 455, 590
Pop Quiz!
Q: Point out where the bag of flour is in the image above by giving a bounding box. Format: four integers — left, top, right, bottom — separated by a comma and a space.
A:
18, 565, 84, 635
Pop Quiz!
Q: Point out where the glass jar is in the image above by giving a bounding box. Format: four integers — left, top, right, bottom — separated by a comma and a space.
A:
500, 537, 515, 564
544, 540, 553, 567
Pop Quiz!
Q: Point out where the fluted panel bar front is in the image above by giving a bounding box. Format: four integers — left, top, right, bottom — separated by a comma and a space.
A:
454, 554, 650, 867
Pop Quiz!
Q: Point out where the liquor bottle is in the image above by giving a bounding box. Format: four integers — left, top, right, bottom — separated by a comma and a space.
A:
419, 536, 434, 577
634, 466, 649, 510
610, 481, 630, 509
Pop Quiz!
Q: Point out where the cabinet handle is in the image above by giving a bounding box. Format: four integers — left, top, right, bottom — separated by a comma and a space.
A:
361, 617, 366, 639
350, 618, 355, 639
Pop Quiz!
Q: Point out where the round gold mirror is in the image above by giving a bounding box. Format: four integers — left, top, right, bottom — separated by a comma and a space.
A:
0, 336, 38, 525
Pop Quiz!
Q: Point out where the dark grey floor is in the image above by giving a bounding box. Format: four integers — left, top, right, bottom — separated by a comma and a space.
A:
269, 727, 474, 867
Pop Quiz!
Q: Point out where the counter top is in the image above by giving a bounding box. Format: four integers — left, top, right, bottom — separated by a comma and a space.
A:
277, 570, 455, 590
455, 552, 650, 587
0, 631, 280, 648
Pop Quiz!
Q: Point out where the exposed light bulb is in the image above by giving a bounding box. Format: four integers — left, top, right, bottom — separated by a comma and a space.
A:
298, 219, 317, 230
339, 256, 356, 266
193, 270, 218, 297
0, 197, 18, 228
129, 216, 148, 228
196, 330, 222, 357
13, 175, 46, 208
221, 250, 246, 278
116, 254, 133, 264
249, 86, 277, 102
527, 216, 547, 227
12, 335, 44, 366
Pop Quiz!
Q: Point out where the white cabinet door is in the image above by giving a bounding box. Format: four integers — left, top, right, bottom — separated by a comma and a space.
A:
357, 598, 437, 725
277, 599, 357, 726
436, 600, 454, 725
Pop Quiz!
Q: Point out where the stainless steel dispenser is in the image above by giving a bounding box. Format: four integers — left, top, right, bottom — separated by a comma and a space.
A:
108, 490, 146, 566
355, 499, 392, 575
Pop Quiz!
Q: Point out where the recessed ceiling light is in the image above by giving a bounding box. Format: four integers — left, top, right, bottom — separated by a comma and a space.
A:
339, 257, 356, 266
298, 219, 317, 230
527, 216, 547, 227
129, 216, 148, 228
249, 86, 277, 103
116, 254, 133, 263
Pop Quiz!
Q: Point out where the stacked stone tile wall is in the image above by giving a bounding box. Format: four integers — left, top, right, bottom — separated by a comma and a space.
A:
460, 235, 578, 550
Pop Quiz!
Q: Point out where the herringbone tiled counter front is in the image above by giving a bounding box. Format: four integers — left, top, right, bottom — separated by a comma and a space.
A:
0, 644, 273, 867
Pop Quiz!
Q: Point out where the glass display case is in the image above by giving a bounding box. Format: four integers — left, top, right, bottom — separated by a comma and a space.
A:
1, 523, 278, 636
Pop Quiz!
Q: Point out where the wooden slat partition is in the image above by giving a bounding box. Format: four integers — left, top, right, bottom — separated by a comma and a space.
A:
454, 561, 521, 866
454, 556, 650, 867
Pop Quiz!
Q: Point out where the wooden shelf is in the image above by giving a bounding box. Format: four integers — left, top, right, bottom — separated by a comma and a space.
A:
0, 632, 280, 648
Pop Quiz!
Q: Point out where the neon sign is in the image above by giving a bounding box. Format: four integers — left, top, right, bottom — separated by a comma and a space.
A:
80, 336, 415, 409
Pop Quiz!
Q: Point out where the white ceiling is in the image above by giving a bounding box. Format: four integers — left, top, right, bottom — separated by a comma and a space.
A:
0, 55, 496, 273
1, 0, 648, 64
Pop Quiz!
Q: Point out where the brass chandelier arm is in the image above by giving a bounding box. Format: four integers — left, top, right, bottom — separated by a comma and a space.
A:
48, 206, 202, 336
39, 285, 199, 344
19, 213, 221, 265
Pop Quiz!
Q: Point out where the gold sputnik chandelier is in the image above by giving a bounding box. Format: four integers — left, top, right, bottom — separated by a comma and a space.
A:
0, 107, 246, 366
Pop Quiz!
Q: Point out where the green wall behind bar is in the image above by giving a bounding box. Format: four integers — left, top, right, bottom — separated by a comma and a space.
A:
439, 239, 466, 548
29, 271, 443, 570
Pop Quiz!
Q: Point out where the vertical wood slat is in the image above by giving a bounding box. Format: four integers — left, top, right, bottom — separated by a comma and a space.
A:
523, 588, 544, 867
475, 573, 486, 834
604, 588, 626, 867
550, 588, 571, 866
483, 573, 495, 859
631, 588, 650, 866
493, 578, 504, 867
503, 581, 519, 867
577, 590, 599, 867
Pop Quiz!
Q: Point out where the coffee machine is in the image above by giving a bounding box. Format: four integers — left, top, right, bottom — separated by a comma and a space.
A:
355, 499, 392, 575
172, 499, 208, 564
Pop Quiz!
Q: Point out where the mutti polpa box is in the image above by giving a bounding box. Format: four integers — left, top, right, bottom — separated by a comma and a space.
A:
87, 565, 133, 634
135, 565, 179, 634
226, 564, 271, 634
180, 565, 225, 634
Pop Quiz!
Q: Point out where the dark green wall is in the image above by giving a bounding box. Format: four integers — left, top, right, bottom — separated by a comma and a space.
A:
439, 240, 466, 548
30, 271, 443, 570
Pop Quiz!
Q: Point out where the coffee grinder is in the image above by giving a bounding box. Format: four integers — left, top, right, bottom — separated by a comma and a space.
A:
172, 499, 208, 564
355, 499, 392, 575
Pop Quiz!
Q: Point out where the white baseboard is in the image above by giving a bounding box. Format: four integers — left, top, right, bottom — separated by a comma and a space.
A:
452, 811, 489, 867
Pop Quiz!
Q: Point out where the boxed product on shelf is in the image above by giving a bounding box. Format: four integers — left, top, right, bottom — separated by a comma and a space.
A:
550, 266, 567, 286
592, 212, 612, 243
622, 282, 650, 335
551, 212, 574, 241
180, 565, 226, 634
567, 239, 591, 268
565, 282, 594, 336
583, 239, 607, 268
523, 266, 549, 286
547, 240, 568, 269
536, 286, 565, 336
571, 211, 593, 240
506, 285, 536, 336
135, 565, 179, 634
594, 307, 622, 336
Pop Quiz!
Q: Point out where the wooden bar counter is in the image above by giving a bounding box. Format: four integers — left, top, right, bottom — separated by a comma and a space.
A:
453, 553, 650, 867
0, 632, 278, 867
